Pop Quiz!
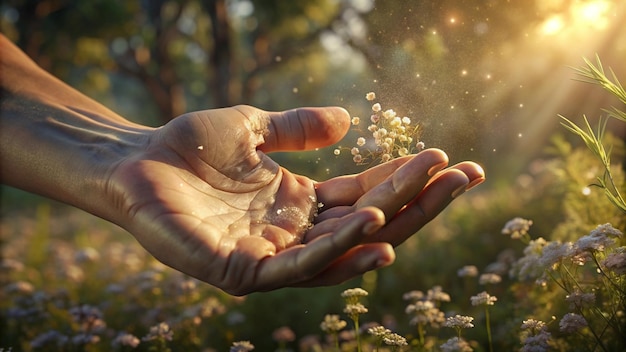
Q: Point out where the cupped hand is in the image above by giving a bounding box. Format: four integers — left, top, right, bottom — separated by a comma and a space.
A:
107, 105, 484, 295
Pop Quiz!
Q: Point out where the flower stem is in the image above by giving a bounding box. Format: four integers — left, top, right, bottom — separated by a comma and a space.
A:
354, 318, 362, 352
485, 307, 493, 352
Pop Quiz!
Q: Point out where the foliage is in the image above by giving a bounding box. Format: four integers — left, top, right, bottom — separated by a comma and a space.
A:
560, 56, 626, 213
2, 114, 624, 351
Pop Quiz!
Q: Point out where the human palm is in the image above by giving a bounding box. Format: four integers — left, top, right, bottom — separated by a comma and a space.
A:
108, 105, 484, 295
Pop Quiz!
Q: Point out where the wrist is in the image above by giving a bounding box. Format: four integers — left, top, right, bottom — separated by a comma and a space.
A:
0, 92, 154, 221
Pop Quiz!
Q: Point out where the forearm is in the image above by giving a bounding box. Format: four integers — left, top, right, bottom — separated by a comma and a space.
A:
0, 35, 152, 219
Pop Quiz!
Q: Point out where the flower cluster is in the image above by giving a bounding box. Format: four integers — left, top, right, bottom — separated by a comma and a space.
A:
501, 217, 534, 241
334, 91, 424, 165
519, 319, 552, 352
506, 218, 626, 351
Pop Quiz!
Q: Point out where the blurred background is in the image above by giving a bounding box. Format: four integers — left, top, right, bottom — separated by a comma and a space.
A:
1, 0, 624, 178
1, 0, 625, 350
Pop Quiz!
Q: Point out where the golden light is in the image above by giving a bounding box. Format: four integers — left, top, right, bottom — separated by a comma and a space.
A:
538, 0, 614, 36
540, 15, 565, 35
574, 0, 611, 28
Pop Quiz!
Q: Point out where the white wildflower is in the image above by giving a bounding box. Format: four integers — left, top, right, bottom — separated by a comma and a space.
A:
501, 217, 533, 239
367, 325, 391, 336
457, 265, 479, 278
565, 291, 595, 309
320, 314, 346, 333
342, 288, 368, 299
440, 337, 473, 352
444, 315, 474, 329
427, 285, 451, 303
602, 247, 626, 274
343, 303, 368, 315
479, 273, 502, 285
383, 109, 396, 119
470, 291, 497, 306
559, 313, 587, 334
382, 333, 407, 346
230, 341, 254, 352
539, 241, 573, 269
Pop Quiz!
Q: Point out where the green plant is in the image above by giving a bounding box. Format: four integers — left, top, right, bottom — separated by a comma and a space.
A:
559, 56, 626, 213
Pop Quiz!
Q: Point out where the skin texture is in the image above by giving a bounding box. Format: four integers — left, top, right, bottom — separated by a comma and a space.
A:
0, 34, 485, 296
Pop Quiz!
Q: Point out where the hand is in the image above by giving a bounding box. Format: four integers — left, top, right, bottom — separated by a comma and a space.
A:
107, 105, 484, 295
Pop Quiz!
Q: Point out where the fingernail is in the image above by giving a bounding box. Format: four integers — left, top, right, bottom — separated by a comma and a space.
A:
375, 257, 393, 268
428, 162, 448, 176
466, 177, 485, 191
363, 220, 383, 236
451, 184, 468, 198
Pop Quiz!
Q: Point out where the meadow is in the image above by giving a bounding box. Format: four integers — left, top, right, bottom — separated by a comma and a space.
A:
1, 60, 625, 352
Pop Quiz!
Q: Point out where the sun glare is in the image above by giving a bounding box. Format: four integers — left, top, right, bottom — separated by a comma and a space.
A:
575, 0, 611, 28
538, 0, 614, 36
541, 15, 565, 35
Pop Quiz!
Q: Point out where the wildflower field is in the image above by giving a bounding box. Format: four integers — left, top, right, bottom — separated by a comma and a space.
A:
2, 56, 625, 351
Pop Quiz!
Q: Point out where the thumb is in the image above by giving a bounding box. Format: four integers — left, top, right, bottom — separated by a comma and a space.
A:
258, 107, 350, 152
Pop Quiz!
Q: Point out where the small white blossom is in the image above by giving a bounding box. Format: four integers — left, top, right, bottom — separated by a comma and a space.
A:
520, 319, 551, 352
502, 217, 533, 239
559, 313, 587, 334
457, 265, 479, 278
565, 291, 595, 309
365, 92, 376, 101
427, 285, 451, 303
589, 223, 623, 238
440, 337, 473, 352
602, 247, 626, 274
142, 322, 173, 342
470, 291, 497, 306
230, 341, 254, 352
479, 273, 502, 285
320, 314, 347, 333
382, 333, 407, 346
574, 223, 622, 254
367, 325, 391, 336
444, 315, 475, 329
539, 241, 573, 269
383, 109, 396, 119
341, 287, 368, 300
520, 319, 546, 332
402, 290, 425, 301
112, 332, 140, 348
372, 103, 382, 112
343, 303, 368, 315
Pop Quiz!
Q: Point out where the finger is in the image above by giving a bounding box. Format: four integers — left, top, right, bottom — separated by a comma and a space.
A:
252, 207, 386, 292
258, 107, 351, 152
368, 166, 483, 246
350, 149, 450, 220
440, 161, 485, 190
307, 161, 485, 242
316, 149, 449, 209
290, 243, 396, 288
